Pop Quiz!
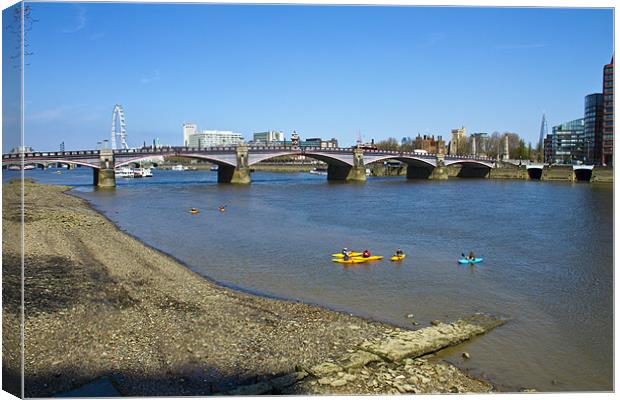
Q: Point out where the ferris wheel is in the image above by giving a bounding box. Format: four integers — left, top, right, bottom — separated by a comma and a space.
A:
111, 104, 128, 149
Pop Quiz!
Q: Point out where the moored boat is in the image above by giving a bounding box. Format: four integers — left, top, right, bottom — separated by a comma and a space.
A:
133, 167, 153, 178
115, 167, 134, 178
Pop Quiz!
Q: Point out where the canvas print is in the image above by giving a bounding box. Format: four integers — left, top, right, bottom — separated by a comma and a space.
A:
1, 1, 614, 397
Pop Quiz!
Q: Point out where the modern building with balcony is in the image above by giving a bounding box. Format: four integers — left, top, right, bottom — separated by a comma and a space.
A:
183, 122, 244, 148
187, 130, 244, 148
602, 56, 614, 166
546, 118, 585, 164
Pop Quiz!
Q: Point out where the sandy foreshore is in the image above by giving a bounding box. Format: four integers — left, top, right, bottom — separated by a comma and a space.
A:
2, 180, 502, 396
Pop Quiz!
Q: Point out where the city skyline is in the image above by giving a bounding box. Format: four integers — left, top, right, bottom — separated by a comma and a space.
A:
3, 3, 614, 152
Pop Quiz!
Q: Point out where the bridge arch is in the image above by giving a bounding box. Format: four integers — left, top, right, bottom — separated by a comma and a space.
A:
248, 151, 353, 167
2, 159, 99, 169
115, 153, 237, 168
444, 159, 494, 169
443, 159, 493, 178
526, 165, 544, 180
364, 155, 437, 169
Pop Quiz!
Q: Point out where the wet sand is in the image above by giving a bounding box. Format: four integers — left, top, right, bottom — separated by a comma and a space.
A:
2, 180, 500, 396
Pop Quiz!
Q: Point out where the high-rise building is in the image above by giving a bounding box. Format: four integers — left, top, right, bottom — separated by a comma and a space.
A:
538, 113, 548, 161
183, 123, 198, 146
602, 56, 614, 166
548, 118, 585, 164
584, 93, 603, 165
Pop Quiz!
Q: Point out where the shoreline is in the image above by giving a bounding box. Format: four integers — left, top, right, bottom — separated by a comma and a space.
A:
63, 187, 401, 329
3, 179, 508, 396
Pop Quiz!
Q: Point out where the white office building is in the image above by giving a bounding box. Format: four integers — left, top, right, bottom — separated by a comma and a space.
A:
253, 130, 284, 143
183, 123, 198, 146
187, 130, 244, 148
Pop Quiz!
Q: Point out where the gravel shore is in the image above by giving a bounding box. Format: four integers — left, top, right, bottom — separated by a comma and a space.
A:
3, 180, 501, 396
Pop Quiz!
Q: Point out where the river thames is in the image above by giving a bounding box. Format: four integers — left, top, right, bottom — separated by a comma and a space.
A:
9, 168, 613, 392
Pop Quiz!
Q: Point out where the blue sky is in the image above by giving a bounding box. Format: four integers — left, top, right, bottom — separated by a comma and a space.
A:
5, 3, 614, 151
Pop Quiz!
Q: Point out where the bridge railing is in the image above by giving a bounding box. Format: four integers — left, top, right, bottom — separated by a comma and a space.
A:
3, 150, 101, 159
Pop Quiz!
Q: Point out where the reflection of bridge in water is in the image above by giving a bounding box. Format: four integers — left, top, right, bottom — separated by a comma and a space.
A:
3, 145, 504, 187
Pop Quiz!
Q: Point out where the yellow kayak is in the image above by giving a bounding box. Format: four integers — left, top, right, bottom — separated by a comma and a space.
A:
352, 255, 384, 261
332, 252, 363, 258
390, 254, 406, 261
332, 258, 367, 264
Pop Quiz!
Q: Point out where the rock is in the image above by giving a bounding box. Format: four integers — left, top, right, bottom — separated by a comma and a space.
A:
358, 315, 505, 362
339, 350, 381, 370
343, 373, 357, 382
226, 381, 272, 395
269, 371, 307, 389
330, 379, 348, 387
318, 377, 333, 386
406, 314, 414, 319
430, 320, 441, 326
308, 362, 343, 377
462, 352, 470, 359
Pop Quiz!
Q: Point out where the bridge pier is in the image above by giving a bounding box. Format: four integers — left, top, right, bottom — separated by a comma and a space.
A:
429, 154, 448, 180
327, 148, 366, 182
218, 145, 251, 184
95, 149, 116, 188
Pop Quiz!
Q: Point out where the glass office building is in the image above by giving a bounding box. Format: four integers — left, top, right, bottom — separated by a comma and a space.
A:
548, 118, 585, 164
602, 57, 614, 166
584, 93, 603, 165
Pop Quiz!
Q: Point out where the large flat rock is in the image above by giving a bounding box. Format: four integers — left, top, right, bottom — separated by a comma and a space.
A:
359, 314, 505, 362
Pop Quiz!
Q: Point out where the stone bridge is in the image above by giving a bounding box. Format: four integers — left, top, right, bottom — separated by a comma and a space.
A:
2, 146, 497, 187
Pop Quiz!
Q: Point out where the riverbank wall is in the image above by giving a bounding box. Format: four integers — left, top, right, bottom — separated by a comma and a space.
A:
368, 163, 612, 183
2, 180, 507, 396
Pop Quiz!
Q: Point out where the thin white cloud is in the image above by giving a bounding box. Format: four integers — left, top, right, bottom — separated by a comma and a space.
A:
62, 6, 87, 34
496, 43, 548, 50
140, 69, 161, 84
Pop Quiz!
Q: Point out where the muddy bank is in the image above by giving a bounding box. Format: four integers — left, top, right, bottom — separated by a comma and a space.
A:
3, 180, 509, 396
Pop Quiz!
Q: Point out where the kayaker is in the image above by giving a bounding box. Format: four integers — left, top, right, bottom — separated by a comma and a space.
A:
468, 251, 476, 260
219, 205, 226, 212
395, 248, 404, 257
342, 248, 350, 261
362, 249, 371, 258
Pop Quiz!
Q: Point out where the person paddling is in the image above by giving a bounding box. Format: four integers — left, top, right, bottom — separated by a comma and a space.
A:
395, 248, 404, 257
342, 248, 350, 261
362, 249, 371, 258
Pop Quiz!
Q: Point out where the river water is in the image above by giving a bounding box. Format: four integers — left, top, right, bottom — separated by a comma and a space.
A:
8, 168, 613, 392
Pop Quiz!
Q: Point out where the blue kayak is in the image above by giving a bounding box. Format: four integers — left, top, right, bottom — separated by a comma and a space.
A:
458, 257, 483, 264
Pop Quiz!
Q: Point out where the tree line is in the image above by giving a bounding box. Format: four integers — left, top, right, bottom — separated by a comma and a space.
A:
374, 132, 543, 161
